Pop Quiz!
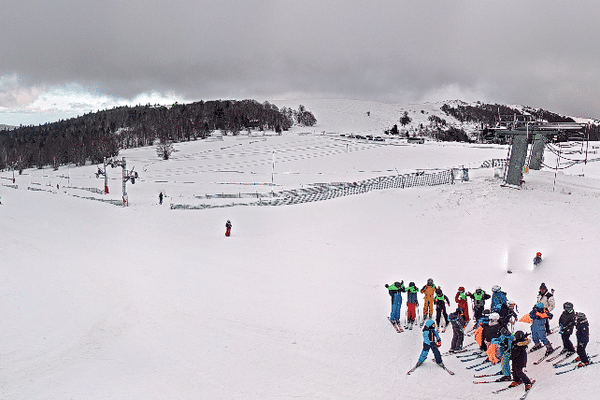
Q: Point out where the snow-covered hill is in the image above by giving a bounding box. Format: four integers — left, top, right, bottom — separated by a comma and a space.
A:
1, 99, 600, 399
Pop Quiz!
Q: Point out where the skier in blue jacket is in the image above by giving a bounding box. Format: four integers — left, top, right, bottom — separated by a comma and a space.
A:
414, 320, 444, 368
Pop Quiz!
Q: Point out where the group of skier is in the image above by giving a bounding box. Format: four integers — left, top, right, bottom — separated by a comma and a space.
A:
386, 278, 592, 391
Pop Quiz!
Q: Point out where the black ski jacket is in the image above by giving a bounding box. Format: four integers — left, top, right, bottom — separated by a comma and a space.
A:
559, 311, 576, 336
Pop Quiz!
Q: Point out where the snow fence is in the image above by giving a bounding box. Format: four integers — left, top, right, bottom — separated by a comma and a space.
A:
170, 158, 507, 210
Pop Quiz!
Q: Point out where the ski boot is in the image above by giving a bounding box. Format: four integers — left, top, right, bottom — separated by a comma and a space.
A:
525, 380, 536, 390
545, 344, 555, 357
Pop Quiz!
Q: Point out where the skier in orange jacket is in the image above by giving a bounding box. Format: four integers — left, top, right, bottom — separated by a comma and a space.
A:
421, 278, 436, 320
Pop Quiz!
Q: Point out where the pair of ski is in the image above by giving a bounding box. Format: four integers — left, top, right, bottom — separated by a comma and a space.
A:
387, 317, 404, 333
406, 359, 455, 376
492, 380, 535, 400
554, 354, 598, 375
533, 345, 561, 365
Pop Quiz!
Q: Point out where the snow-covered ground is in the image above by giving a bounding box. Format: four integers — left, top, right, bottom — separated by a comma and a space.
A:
2, 99, 600, 399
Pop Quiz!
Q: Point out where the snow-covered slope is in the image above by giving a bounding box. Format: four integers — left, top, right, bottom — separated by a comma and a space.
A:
1, 99, 600, 399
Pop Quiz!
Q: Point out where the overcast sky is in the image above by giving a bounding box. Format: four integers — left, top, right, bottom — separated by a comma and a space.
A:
2, 0, 600, 125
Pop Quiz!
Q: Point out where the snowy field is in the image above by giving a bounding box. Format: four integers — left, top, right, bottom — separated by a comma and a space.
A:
2, 99, 600, 399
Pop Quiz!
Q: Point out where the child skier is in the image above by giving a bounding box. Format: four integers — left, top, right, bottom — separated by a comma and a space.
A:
498, 300, 518, 330
225, 220, 232, 237
575, 312, 590, 367
490, 327, 514, 381
533, 252, 542, 266
412, 320, 444, 369
558, 302, 576, 356
529, 303, 555, 356
510, 330, 535, 390
490, 285, 508, 313
420, 278, 436, 320
455, 287, 470, 322
468, 286, 491, 324
448, 307, 467, 352
405, 282, 419, 328
434, 287, 451, 331
385, 281, 405, 325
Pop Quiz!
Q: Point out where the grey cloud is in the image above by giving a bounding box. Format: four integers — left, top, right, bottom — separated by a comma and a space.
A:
2, 0, 600, 119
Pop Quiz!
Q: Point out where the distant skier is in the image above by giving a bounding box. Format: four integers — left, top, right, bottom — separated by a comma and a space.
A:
537, 282, 555, 334
558, 302, 576, 356
533, 252, 542, 266
420, 278, 436, 320
529, 302, 555, 356
490, 285, 508, 313
575, 312, 590, 367
159, 191, 164, 205
434, 287, 450, 331
455, 286, 470, 323
405, 282, 419, 328
412, 320, 444, 369
225, 220, 232, 237
468, 286, 491, 324
385, 281, 405, 325
510, 330, 535, 390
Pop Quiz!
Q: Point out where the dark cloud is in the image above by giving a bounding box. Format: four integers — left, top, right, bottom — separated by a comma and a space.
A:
2, 0, 600, 122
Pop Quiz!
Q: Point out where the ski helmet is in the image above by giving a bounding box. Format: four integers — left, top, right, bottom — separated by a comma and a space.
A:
507, 300, 516, 308
489, 312, 500, 322
409, 281, 415, 287
475, 286, 482, 292
435, 288, 442, 295
536, 252, 542, 257
458, 286, 465, 292
492, 285, 501, 292
535, 302, 545, 310
563, 302, 574, 312
539, 282, 547, 291
576, 312, 587, 324
500, 327, 511, 337
427, 278, 434, 285
394, 281, 401, 287
424, 320, 435, 329
514, 330, 528, 342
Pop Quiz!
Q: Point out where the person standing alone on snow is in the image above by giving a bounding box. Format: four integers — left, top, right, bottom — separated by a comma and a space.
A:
225, 220, 232, 237
420, 278, 436, 321
413, 320, 445, 369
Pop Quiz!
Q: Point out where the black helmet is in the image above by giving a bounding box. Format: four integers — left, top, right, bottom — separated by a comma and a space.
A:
514, 330, 528, 342
427, 278, 434, 285
564, 302, 574, 312
436, 288, 442, 295
576, 312, 588, 324
409, 281, 415, 287
394, 281, 401, 287
500, 327, 511, 337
